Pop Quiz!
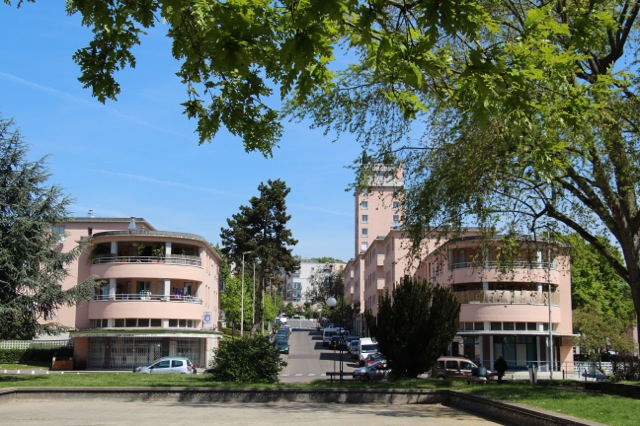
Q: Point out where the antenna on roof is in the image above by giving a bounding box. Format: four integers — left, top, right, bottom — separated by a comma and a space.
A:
88, 209, 94, 218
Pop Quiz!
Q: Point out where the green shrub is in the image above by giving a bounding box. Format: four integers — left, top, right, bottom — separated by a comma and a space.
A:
209, 335, 286, 383
0, 346, 72, 364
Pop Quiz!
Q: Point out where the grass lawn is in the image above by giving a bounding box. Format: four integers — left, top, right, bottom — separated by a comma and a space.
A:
0, 373, 638, 425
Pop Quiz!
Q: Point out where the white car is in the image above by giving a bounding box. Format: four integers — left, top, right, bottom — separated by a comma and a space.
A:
134, 356, 197, 374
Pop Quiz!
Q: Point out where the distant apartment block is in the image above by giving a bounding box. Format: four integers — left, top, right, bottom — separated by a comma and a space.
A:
283, 259, 345, 306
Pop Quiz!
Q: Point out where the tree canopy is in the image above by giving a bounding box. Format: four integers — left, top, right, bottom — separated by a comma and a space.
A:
565, 233, 634, 323
0, 116, 98, 339
365, 276, 460, 379
9, 1, 640, 349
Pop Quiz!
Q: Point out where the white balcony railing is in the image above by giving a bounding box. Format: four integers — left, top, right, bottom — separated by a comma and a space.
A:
92, 254, 201, 267
450, 261, 556, 270
93, 292, 200, 303
454, 289, 560, 305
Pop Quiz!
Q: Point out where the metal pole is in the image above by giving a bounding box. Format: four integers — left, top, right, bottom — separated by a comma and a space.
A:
547, 235, 554, 380
340, 291, 344, 381
252, 260, 256, 327
241, 252, 245, 336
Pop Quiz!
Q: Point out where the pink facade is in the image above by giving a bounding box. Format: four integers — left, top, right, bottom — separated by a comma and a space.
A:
417, 235, 574, 371
52, 217, 222, 370
345, 165, 575, 371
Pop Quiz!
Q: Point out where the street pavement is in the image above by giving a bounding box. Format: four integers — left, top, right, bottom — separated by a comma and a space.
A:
0, 399, 503, 425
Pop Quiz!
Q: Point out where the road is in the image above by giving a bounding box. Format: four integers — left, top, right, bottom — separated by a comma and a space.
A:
278, 319, 358, 384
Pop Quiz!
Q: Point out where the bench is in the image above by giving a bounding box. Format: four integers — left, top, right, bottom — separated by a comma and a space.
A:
326, 371, 353, 382
582, 371, 609, 382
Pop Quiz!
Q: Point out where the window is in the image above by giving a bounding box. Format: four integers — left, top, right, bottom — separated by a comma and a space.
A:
52, 226, 66, 243
360, 200, 368, 210
361, 242, 368, 251
361, 228, 368, 237
392, 215, 400, 225
361, 214, 368, 223
392, 201, 400, 209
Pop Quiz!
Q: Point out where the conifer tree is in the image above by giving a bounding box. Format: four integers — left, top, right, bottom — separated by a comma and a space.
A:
366, 276, 460, 379
220, 179, 299, 333
0, 117, 98, 339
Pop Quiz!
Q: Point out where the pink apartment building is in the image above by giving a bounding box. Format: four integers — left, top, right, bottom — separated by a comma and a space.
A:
52, 217, 222, 370
344, 165, 575, 371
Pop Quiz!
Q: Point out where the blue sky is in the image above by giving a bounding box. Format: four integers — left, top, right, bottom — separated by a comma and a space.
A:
0, 3, 361, 262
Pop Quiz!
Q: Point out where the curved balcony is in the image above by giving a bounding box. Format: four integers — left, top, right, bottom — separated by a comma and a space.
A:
441, 262, 562, 285
460, 303, 562, 324
90, 255, 204, 281
454, 289, 560, 306
93, 293, 201, 303
88, 295, 203, 320
92, 254, 201, 266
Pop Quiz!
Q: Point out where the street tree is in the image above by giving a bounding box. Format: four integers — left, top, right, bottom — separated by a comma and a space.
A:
11, 2, 640, 348
565, 233, 635, 323
217, 247, 252, 335
574, 301, 635, 361
365, 275, 460, 379
0, 116, 99, 339
220, 179, 299, 334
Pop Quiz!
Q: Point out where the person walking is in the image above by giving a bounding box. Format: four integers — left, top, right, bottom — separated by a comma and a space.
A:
494, 356, 508, 384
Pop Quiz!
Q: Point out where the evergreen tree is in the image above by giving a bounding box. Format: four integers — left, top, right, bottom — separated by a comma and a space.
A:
365, 276, 460, 379
220, 179, 299, 334
0, 117, 98, 339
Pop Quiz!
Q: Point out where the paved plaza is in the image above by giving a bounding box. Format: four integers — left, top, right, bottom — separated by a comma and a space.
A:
1, 399, 504, 425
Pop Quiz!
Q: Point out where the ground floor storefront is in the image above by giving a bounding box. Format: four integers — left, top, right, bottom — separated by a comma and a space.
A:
71, 333, 222, 370
449, 333, 574, 373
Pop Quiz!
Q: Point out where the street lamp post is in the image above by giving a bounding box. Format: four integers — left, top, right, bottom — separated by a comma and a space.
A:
240, 251, 251, 336
326, 294, 345, 381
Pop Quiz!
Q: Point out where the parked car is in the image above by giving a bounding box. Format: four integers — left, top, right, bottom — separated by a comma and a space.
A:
348, 340, 360, 359
430, 356, 478, 379
353, 360, 390, 381
275, 340, 290, 354
365, 352, 386, 366
134, 356, 196, 374
357, 337, 379, 365
322, 327, 346, 347
329, 335, 347, 350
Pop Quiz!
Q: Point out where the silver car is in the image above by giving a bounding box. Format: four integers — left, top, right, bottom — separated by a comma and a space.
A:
134, 356, 197, 374
352, 360, 390, 381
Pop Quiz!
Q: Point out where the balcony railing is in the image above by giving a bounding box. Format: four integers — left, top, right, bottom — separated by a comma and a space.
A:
92, 254, 201, 267
454, 289, 560, 306
93, 292, 200, 303
450, 261, 556, 270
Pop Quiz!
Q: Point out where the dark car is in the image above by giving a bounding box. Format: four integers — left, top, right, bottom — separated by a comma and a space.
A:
329, 335, 346, 350
275, 340, 290, 354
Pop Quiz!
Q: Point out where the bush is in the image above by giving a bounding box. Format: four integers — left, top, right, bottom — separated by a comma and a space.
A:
209, 335, 286, 383
0, 346, 71, 364
611, 355, 640, 381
